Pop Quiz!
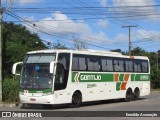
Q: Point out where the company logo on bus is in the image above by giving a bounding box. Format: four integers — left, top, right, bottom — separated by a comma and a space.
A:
80, 75, 101, 81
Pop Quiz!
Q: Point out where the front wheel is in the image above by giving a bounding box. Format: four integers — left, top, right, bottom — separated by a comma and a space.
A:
69, 92, 82, 108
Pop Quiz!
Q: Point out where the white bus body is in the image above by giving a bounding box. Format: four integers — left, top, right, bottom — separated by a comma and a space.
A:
12, 49, 150, 107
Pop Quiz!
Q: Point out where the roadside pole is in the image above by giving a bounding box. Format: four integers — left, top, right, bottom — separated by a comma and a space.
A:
0, 0, 2, 103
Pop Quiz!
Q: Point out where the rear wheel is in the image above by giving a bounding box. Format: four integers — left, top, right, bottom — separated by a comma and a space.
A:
134, 88, 140, 100
125, 89, 132, 102
69, 92, 82, 108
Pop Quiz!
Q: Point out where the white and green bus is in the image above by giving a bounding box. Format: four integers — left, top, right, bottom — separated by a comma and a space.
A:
12, 49, 150, 107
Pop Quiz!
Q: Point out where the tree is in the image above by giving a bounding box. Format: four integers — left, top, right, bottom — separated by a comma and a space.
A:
53, 42, 68, 49
72, 35, 87, 50
131, 47, 149, 56
2, 22, 46, 76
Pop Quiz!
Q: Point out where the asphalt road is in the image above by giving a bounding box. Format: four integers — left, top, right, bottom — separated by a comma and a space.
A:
0, 92, 160, 119
1, 91, 160, 111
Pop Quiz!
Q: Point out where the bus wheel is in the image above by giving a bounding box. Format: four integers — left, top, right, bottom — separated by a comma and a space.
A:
69, 92, 82, 108
125, 89, 132, 102
134, 88, 140, 100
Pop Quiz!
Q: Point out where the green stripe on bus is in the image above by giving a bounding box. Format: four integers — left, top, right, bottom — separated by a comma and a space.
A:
131, 74, 135, 81
19, 88, 52, 93
116, 82, 121, 91
72, 72, 114, 82
134, 74, 150, 81
119, 74, 124, 81
72, 72, 150, 82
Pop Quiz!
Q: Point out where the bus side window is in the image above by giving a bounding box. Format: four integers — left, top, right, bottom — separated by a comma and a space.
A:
79, 57, 86, 70
134, 61, 142, 72
114, 60, 119, 71
101, 58, 113, 71
119, 60, 124, 72
142, 61, 148, 73
72, 55, 86, 71
125, 61, 133, 72
72, 57, 79, 70
87, 57, 100, 71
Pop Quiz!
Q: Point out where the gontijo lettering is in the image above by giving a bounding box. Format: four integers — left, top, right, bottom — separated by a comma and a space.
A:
80, 75, 101, 80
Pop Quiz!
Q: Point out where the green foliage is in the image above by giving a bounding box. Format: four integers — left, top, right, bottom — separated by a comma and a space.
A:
2, 22, 47, 76
2, 22, 47, 102
2, 77, 20, 102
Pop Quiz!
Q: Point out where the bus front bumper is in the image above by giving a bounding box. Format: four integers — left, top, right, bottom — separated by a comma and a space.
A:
19, 94, 55, 104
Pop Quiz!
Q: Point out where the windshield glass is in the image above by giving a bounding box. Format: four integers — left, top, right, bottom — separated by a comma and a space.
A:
20, 54, 56, 89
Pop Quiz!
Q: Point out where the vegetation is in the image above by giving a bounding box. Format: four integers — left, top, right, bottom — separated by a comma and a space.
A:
2, 22, 47, 76
2, 77, 19, 102
2, 22, 47, 102
1, 22, 160, 102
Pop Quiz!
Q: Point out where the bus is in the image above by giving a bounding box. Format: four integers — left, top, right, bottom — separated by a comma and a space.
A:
12, 49, 150, 107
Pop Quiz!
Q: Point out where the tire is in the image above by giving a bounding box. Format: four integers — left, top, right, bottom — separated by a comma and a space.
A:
124, 89, 132, 102
134, 88, 140, 100
69, 92, 82, 108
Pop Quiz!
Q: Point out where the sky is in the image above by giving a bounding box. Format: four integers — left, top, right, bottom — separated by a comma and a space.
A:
2, 0, 160, 52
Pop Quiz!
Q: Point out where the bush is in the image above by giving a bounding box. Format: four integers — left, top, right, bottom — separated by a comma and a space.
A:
2, 76, 20, 103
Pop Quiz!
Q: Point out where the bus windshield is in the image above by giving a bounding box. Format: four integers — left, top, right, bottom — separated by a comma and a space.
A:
20, 54, 56, 90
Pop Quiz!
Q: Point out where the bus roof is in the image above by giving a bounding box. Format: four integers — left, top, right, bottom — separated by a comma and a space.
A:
27, 49, 149, 60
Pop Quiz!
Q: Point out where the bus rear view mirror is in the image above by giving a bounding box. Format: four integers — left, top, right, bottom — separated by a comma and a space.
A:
50, 61, 58, 74
12, 62, 23, 75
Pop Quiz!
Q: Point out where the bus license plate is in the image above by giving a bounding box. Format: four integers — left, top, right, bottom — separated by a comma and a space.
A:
30, 98, 36, 101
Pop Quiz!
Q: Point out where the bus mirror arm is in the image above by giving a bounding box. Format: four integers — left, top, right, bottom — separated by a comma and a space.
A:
50, 61, 58, 74
12, 62, 23, 75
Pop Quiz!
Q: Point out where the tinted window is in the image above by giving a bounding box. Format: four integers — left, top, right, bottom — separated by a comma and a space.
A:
101, 58, 113, 71
79, 57, 86, 70
125, 61, 133, 72
87, 57, 100, 71
114, 60, 119, 71
72, 55, 86, 71
142, 61, 148, 72
119, 60, 124, 71
72, 54, 148, 73
134, 61, 141, 72
72, 57, 79, 70
114, 59, 124, 72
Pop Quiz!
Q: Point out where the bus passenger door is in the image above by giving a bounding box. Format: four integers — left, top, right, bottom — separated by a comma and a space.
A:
54, 53, 71, 104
